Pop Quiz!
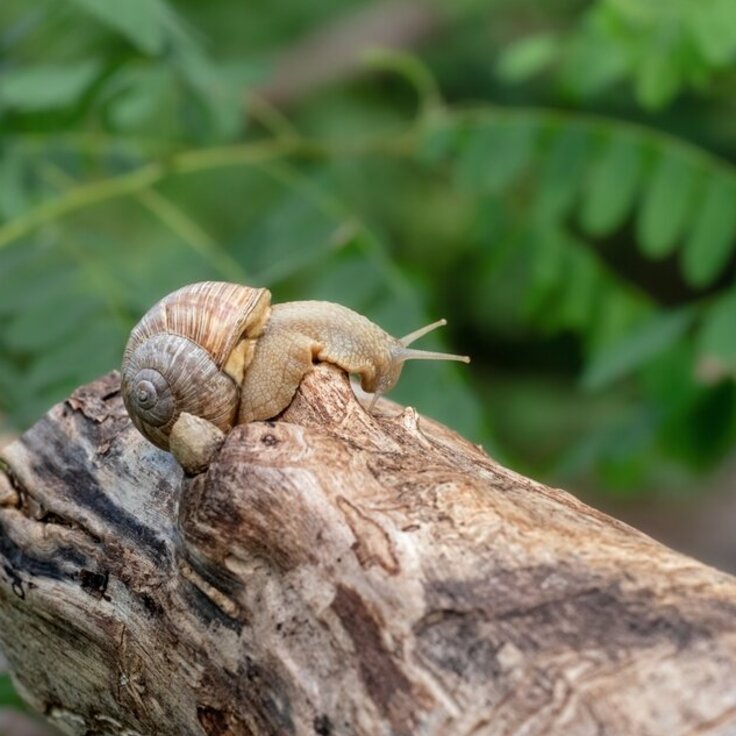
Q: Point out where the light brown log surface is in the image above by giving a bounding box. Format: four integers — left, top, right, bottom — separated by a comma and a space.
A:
1, 367, 736, 736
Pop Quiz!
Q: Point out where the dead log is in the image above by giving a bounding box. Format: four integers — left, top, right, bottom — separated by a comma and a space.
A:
1, 366, 736, 736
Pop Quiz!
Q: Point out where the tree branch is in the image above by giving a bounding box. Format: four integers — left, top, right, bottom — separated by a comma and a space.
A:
1, 367, 736, 735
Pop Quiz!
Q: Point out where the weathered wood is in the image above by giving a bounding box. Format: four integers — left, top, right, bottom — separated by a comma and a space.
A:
1, 367, 736, 736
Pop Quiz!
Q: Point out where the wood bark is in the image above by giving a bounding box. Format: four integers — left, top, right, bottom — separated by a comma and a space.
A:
1, 366, 736, 736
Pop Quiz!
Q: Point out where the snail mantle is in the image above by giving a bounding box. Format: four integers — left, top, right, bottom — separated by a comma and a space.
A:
1, 366, 736, 736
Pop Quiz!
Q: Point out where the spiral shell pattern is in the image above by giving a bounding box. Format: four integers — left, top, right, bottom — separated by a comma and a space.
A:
121, 282, 271, 451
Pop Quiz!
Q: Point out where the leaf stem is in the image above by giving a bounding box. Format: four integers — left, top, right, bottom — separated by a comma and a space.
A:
0, 135, 413, 250
0, 162, 163, 249
135, 189, 248, 281
2, 103, 735, 253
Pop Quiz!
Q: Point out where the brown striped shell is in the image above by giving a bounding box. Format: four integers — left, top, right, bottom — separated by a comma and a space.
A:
121, 282, 271, 451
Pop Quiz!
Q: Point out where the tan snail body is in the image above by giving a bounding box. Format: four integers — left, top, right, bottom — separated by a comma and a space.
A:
121, 282, 469, 472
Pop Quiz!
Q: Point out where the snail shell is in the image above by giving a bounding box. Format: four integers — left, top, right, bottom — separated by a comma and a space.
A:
121, 282, 271, 451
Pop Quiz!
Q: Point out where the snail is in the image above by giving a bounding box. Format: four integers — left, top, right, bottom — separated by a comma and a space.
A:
121, 281, 469, 472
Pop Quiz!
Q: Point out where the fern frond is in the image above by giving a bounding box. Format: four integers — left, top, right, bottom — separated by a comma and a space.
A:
497, 0, 736, 110
425, 108, 736, 289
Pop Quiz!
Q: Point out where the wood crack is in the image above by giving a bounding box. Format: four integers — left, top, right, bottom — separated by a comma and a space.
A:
0, 366, 734, 736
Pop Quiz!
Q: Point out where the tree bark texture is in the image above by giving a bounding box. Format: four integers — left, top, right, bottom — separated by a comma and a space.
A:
1, 367, 736, 736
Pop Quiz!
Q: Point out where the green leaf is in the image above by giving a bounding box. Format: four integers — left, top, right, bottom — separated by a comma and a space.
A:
597, 414, 657, 491
583, 309, 695, 390
589, 290, 650, 356
636, 42, 682, 110
641, 339, 699, 414
533, 127, 591, 223
106, 66, 174, 130
552, 399, 661, 492
698, 291, 736, 363
68, 0, 168, 54
236, 188, 338, 285
418, 117, 462, 165
658, 382, 736, 469
305, 243, 384, 311
557, 247, 599, 331
0, 355, 21, 399
580, 136, 643, 236
454, 119, 536, 195
0, 60, 100, 111
690, 0, 736, 65
496, 34, 560, 83
0, 251, 77, 317
528, 226, 566, 306
559, 33, 630, 99
0, 674, 24, 709
177, 54, 251, 142
5, 292, 103, 352
637, 153, 698, 258
681, 173, 736, 288
22, 317, 126, 394
0, 148, 30, 219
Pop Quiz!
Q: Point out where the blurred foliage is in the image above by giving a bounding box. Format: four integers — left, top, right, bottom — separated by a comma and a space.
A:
2, 0, 736, 507
497, 0, 736, 109
0, 673, 24, 710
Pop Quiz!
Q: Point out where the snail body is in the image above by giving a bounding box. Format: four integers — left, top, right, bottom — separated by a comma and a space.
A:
121, 282, 469, 471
